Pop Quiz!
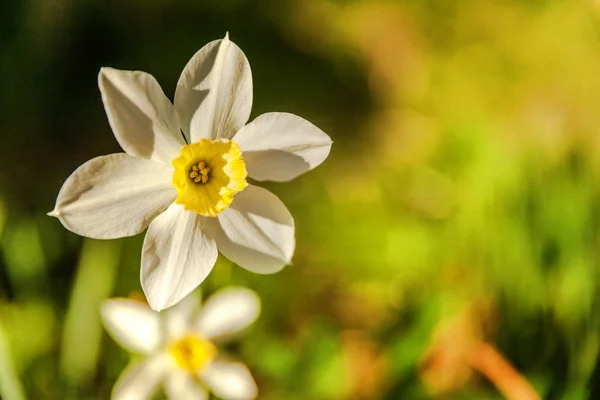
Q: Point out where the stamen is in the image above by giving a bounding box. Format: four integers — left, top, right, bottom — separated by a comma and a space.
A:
189, 160, 211, 184
171, 139, 248, 217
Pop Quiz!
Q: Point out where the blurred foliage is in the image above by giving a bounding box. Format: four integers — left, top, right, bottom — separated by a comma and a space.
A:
2, 0, 600, 399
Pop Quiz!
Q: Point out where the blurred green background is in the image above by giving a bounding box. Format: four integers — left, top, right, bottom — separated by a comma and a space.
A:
2, 0, 600, 399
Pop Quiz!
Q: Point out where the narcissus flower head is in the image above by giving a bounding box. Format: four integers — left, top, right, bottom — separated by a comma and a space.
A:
101, 288, 261, 400
49, 34, 332, 310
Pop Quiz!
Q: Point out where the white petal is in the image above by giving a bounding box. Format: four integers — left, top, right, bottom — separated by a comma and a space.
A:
112, 355, 169, 400
195, 288, 260, 339
174, 34, 253, 142
100, 299, 162, 354
233, 112, 332, 182
99, 67, 185, 164
49, 154, 176, 239
202, 185, 294, 274
165, 369, 209, 400
141, 203, 218, 311
202, 361, 258, 400
164, 291, 201, 341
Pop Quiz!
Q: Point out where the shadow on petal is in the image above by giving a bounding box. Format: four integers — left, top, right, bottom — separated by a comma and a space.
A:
243, 150, 311, 182
203, 215, 290, 275
228, 186, 294, 227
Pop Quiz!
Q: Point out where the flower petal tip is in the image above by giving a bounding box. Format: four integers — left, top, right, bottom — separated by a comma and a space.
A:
97, 66, 112, 81
47, 209, 60, 218
146, 296, 173, 313
151, 305, 164, 313
146, 299, 165, 313
97, 67, 123, 87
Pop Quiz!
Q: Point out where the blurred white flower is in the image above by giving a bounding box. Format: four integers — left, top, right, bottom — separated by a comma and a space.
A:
49, 33, 332, 311
101, 287, 261, 400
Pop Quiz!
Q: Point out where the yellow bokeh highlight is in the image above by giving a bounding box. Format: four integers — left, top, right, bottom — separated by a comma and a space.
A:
172, 139, 247, 217
168, 335, 218, 373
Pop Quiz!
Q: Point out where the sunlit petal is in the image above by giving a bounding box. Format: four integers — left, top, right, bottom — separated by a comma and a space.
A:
233, 112, 332, 182
174, 33, 252, 142
141, 203, 218, 311
164, 291, 201, 341
165, 369, 209, 400
49, 154, 176, 239
99, 67, 184, 164
195, 288, 260, 339
100, 299, 161, 354
112, 354, 169, 400
203, 185, 294, 274
201, 361, 258, 400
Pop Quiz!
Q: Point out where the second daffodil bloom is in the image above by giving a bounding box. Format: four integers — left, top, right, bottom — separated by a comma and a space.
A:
101, 288, 261, 400
49, 34, 332, 310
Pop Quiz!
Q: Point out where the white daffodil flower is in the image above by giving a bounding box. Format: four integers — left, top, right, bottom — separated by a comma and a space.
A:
101, 288, 261, 400
49, 33, 332, 310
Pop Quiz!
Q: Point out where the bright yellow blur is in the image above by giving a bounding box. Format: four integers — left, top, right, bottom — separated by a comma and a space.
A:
168, 335, 218, 373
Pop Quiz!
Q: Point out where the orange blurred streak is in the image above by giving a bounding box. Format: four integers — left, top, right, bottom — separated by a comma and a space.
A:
419, 306, 482, 394
420, 303, 541, 399
472, 343, 541, 400
341, 330, 387, 399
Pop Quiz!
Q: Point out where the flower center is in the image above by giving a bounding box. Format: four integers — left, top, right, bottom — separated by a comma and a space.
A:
172, 139, 248, 217
168, 335, 218, 373
189, 161, 211, 184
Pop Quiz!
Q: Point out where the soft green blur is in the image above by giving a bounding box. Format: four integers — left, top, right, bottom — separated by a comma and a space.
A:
2, 0, 600, 399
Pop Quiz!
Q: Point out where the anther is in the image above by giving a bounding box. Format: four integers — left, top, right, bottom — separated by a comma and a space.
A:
189, 160, 211, 184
